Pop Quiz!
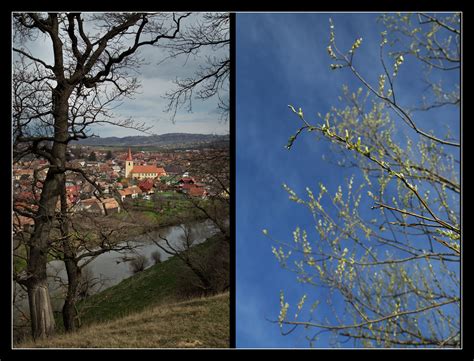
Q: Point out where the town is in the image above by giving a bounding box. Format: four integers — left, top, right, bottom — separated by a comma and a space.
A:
13, 141, 230, 345
13, 144, 230, 232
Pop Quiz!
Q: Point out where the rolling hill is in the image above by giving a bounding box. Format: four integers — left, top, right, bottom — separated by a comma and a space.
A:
75, 133, 229, 149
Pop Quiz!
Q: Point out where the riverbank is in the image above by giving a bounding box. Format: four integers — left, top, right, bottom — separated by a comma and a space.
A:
15, 233, 229, 347
75, 232, 226, 327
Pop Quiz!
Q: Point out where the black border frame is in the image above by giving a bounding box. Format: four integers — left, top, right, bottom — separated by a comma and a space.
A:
1, 2, 469, 358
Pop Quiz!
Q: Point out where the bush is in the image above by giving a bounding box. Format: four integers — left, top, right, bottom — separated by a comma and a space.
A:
129, 254, 150, 274
174, 235, 230, 299
151, 250, 162, 265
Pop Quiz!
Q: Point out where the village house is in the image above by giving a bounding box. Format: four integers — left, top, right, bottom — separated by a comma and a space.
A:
66, 184, 81, 204
117, 185, 142, 201
187, 184, 208, 198
86, 161, 100, 168
154, 180, 172, 192
13, 169, 34, 181
73, 197, 121, 215
178, 176, 195, 186
101, 197, 121, 214
74, 198, 102, 214
177, 177, 208, 198
138, 178, 154, 194
98, 181, 110, 194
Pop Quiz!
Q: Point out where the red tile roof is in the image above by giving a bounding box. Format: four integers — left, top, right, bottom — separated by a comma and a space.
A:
118, 186, 143, 197
189, 186, 207, 197
14, 169, 34, 176
101, 198, 120, 209
138, 178, 154, 192
131, 165, 166, 175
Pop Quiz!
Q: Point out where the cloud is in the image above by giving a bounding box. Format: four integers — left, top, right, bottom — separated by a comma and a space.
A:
12, 12, 228, 137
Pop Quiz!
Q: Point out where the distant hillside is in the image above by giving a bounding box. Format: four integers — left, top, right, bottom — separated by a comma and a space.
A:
75, 133, 229, 149
18, 293, 229, 348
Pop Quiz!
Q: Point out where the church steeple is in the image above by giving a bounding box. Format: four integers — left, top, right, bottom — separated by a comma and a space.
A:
125, 148, 134, 178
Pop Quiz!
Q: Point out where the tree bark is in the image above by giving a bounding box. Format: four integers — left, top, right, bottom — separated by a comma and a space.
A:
27, 278, 55, 340
25, 80, 72, 338
25, 172, 62, 339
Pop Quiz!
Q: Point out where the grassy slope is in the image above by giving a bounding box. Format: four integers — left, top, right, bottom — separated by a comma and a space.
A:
18, 235, 228, 348
20, 293, 229, 348
76, 234, 222, 325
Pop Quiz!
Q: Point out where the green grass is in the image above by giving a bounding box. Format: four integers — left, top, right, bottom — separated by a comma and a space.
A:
76, 234, 222, 326
159, 191, 176, 198
15, 243, 57, 274
14, 244, 28, 273
137, 198, 205, 225
143, 210, 159, 221
111, 191, 213, 228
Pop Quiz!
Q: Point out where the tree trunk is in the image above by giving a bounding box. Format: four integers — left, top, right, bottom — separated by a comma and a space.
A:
27, 278, 55, 340
62, 257, 81, 332
25, 82, 72, 339
25, 173, 62, 340
58, 164, 82, 333
185, 260, 213, 294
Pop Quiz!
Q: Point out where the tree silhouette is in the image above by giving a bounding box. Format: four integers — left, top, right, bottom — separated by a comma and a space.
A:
13, 12, 189, 339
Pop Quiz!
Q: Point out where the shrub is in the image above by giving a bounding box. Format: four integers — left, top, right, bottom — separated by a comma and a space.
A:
129, 254, 150, 274
151, 250, 162, 265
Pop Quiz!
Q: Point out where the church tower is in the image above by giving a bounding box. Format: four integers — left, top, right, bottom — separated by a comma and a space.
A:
125, 148, 134, 178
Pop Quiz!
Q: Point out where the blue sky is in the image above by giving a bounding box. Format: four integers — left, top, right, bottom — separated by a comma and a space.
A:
235, 12, 460, 348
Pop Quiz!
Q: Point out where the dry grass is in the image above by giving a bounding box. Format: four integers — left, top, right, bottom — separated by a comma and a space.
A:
17, 292, 229, 349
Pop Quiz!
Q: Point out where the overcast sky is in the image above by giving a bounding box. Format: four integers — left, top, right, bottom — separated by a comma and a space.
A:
12, 13, 229, 138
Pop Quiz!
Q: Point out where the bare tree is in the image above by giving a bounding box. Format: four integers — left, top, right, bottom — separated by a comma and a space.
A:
129, 254, 150, 274
162, 12, 230, 121
55, 208, 141, 332
169, 148, 230, 293
183, 149, 230, 241
12, 12, 190, 339
151, 250, 162, 264
152, 224, 214, 294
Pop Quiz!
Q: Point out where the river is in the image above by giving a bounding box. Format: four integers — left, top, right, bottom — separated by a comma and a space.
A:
13, 219, 219, 327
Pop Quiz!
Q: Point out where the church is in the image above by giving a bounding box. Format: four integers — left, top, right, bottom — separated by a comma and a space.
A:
124, 148, 167, 180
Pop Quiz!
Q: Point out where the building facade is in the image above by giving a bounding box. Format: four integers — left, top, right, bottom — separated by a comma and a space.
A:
125, 148, 167, 180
